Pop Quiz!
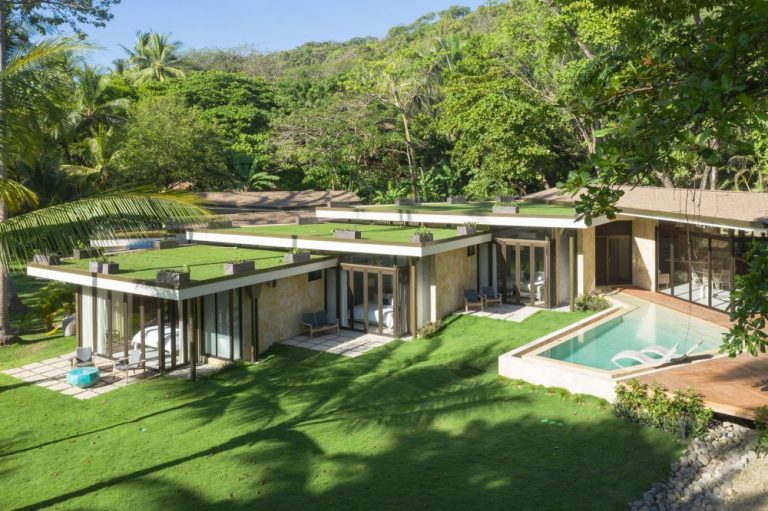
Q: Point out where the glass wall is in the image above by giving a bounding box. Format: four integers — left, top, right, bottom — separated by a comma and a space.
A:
657, 224, 740, 312
340, 264, 406, 337
203, 290, 242, 360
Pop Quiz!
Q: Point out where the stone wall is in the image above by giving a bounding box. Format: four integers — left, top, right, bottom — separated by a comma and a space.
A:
258, 272, 325, 352
632, 218, 657, 290
577, 227, 596, 295
434, 246, 477, 318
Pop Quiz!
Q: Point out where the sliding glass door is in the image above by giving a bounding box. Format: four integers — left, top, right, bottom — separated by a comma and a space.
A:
340, 264, 406, 337
496, 239, 551, 308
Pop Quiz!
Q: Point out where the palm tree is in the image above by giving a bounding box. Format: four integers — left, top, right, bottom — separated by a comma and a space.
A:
67, 64, 130, 135
122, 31, 186, 84
0, 37, 208, 341
60, 124, 118, 187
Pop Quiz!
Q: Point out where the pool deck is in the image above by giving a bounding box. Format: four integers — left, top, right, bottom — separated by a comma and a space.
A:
616, 288, 768, 420
616, 287, 732, 329
635, 354, 768, 420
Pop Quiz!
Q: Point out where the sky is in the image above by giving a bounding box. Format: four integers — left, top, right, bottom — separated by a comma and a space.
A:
79, 0, 489, 68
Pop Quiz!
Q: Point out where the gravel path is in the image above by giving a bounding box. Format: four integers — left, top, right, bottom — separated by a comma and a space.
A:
720, 453, 768, 510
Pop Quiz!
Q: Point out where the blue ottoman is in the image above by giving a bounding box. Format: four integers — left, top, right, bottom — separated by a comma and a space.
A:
66, 367, 100, 388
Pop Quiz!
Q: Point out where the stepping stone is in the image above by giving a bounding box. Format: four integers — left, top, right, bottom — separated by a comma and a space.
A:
61, 386, 86, 396
2, 368, 24, 375
21, 362, 45, 370
73, 390, 98, 400
48, 382, 70, 391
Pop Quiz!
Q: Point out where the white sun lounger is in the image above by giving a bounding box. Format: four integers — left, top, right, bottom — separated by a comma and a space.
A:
611, 343, 679, 368
640, 340, 704, 360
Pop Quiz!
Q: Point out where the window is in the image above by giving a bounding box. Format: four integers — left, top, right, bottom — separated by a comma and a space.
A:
467, 245, 476, 257
308, 270, 322, 282
203, 290, 242, 360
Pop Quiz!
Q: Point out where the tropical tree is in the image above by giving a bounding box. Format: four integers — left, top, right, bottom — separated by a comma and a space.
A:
122, 31, 186, 84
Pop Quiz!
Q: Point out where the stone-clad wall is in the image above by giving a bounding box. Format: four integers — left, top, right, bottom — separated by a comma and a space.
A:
578, 227, 596, 295
434, 246, 477, 318
632, 218, 657, 290
258, 273, 325, 352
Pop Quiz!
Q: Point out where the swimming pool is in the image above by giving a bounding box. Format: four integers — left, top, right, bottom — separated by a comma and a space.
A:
539, 293, 726, 371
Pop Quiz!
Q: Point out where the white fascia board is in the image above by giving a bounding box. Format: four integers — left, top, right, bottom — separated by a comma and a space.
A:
315, 208, 600, 229
618, 211, 768, 234
188, 230, 493, 258
27, 258, 338, 301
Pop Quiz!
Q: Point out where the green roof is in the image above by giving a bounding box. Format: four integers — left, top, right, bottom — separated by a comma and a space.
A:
55, 245, 323, 284
343, 201, 575, 218
208, 222, 478, 243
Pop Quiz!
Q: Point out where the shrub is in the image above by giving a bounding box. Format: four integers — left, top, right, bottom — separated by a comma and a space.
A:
754, 406, 768, 453
574, 292, 611, 312
417, 320, 443, 338
614, 379, 713, 438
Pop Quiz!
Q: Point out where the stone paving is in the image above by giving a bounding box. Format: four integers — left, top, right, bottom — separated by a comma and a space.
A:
280, 329, 401, 357
458, 303, 570, 322
1, 354, 153, 400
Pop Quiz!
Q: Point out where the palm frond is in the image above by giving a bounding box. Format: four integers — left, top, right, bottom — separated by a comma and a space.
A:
0, 177, 38, 213
0, 192, 210, 269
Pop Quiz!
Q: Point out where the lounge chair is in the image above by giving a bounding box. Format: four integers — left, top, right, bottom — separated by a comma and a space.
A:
113, 350, 145, 385
641, 340, 703, 361
301, 311, 339, 337
464, 289, 484, 312
481, 286, 502, 308
70, 347, 94, 368
611, 344, 679, 368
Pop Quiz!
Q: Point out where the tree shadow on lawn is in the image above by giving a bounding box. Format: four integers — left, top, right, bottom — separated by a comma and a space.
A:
11, 332, 681, 511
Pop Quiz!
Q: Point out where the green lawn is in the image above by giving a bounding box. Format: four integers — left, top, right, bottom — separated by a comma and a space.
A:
0, 312, 681, 510
216, 222, 470, 243
52, 245, 325, 283
4, 271, 76, 370
348, 201, 576, 217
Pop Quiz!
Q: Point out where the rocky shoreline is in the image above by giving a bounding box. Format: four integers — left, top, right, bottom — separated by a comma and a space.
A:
629, 421, 759, 511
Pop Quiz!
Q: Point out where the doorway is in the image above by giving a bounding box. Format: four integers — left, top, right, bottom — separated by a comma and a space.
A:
596, 221, 632, 285
340, 264, 408, 337
496, 239, 551, 308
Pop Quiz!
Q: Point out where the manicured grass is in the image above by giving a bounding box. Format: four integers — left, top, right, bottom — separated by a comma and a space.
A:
54, 245, 324, 283
0, 312, 681, 510
350, 201, 576, 217
217, 222, 471, 243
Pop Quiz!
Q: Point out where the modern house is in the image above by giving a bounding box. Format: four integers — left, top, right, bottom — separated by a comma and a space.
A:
25, 186, 768, 385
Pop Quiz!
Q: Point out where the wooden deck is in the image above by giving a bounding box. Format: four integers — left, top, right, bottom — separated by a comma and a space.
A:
635, 355, 768, 420
616, 288, 768, 420
616, 287, 732, 329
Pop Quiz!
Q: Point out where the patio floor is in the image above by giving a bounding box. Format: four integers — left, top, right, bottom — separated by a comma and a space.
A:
280, 329, 400, 357
458, 303, 569, 322
1, 354, 154, 400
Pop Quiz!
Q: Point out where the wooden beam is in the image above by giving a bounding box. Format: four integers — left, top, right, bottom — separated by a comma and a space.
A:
139, 297, 146, 364
569, 234, 576, 312
158, 300, 165, 372
185, 299, 195, 382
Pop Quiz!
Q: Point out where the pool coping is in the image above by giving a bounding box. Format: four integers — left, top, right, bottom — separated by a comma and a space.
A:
498, 292, 727, 401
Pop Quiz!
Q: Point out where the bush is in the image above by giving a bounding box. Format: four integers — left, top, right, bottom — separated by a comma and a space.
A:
755, 406, 768, 453
574, 292, 611, 312
614, 379, 713, 438
417, 320, 443, 339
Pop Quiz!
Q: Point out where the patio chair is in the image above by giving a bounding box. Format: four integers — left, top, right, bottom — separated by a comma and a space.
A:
113, 350, 145, 385
301, 311, 339, 337
70, 347, 94, 368
640, 340, 703, 361
464, 289, 484, 312
611, 344, 679, 368
480, 286, 502, 308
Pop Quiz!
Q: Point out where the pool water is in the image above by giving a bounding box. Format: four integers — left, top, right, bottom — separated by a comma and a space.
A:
540, 293, 726, 370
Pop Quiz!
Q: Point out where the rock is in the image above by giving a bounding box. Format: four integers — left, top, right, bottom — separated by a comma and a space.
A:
746, 451, 758, 463
697, 454, 710, 466
644, 491, 656, 505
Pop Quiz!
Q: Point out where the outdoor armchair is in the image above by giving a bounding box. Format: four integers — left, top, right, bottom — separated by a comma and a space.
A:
301, 311, 339, 337
464, 289, 484, 312
480, 286, 502, 307
113, 350, 145, 384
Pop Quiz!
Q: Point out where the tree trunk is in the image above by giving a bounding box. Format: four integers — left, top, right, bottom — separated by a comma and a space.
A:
400, 113, 420, 202
0, 1, 9, 342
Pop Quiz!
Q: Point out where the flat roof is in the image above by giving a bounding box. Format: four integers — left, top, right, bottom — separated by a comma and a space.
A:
345, 202, 575, 217
188, 222, 493, 257
526, 186, 768, 232
27, 245, 337, 300
314, 202, 603, 229
197, 190, 362, 211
